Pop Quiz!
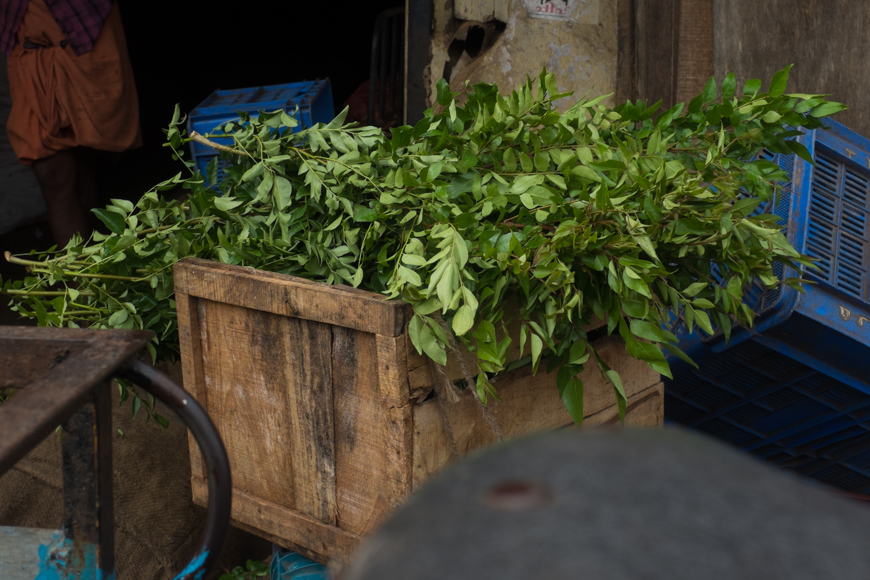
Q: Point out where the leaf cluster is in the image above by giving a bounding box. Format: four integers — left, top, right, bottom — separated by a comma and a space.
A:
219, 559, 268, 580
1, 66, 845, 424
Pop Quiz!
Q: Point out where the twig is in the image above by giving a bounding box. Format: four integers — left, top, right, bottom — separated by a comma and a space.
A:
189, 132, 251, 157
1, 289, 96, 297
503, 219, 557, 232
29, 268, 144, 282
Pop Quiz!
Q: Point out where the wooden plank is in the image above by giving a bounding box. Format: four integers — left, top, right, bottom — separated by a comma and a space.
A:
229, 519, 333, 567
411, 399, 455, 491
714, 0, 870, 137
0, 526, 63, 580
332, 327, 392, 536
674, 0, 714, 105
281, 318, 338, 524
405, 314, 607, 393
376, 335, 414, 508
411, 335, 661, 488
176, 291, 207, 482
578, 335, 660, 416
197, 299, 298, 510
191, 478, 361, 565
616, 0, 637, 105
375, 335, 411, 407
635, 0, 678, 108
412, 381, 664, 489
582, 381, 664, 427
173, 258, 408, 337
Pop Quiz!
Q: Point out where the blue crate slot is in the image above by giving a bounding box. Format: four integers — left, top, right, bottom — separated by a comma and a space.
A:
186, 79, 334, 184
665, 120, 870, 494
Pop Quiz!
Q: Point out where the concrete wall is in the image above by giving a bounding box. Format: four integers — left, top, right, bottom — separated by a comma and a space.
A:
426, 0, 618, 110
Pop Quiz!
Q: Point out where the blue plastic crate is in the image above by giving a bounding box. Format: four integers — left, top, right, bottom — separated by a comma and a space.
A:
665, 119, 870, 493
186, 79, 334, 183
270, 549, 329, 580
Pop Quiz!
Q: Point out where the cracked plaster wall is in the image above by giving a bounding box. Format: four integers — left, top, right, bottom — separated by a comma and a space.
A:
426, 0, 617, 111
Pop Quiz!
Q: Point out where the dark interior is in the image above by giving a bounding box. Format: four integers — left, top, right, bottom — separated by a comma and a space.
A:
105, 0, 404, 201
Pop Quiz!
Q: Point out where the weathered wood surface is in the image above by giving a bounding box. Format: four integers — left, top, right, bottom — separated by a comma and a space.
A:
174, 258, 408, 337
411, 336, 662, 488
175, 259, 662, 564
635, 0, 678, 109
176, 290, 207, 482
0, 526, 62, 580
616, 0, 637, 106
193, 298, 339, 522
332, 327, 391, 536
191, 479, 360, 565
629, 0, 714, 108
375, 335, 415, 509
405, 311, 606, 396
675, 0, 714, 105
714, 1, 870, 137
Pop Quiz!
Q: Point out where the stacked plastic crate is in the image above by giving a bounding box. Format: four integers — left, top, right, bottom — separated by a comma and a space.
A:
666, 119, 870, 493
187, 79, 334, 183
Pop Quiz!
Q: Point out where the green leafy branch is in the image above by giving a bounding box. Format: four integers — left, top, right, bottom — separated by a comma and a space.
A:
2, 65, 845, 426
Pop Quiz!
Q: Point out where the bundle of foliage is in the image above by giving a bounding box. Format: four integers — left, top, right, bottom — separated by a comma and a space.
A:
2, 66, 845, 424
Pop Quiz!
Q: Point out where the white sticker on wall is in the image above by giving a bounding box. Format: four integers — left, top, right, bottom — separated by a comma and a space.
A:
522, 0, 599, 24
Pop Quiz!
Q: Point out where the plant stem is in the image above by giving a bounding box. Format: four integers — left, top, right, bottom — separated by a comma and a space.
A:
2, 289, 95, 297
503, 219, 556, 232
29, 268, 144, 282
189, 132, 251, 157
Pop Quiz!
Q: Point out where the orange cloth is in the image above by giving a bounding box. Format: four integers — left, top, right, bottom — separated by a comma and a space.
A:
5, 0, 141, 166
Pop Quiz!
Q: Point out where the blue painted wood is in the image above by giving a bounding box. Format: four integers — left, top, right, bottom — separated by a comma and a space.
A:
0, 526, 64, 580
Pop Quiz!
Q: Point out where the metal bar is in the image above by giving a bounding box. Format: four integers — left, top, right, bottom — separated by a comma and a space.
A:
60, 380, 114, 579
0, 328, 151, 478
117, 360, 231, 580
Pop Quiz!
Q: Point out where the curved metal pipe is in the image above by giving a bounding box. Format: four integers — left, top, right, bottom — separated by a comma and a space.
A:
117, 360, 232, 580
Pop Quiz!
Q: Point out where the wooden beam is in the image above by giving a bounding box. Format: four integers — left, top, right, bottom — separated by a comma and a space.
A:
192, 479, 362, 564
616, 0, 637, 105
173, 258, 408, 337
635, 0, 678, 108
675, 0, 714, 105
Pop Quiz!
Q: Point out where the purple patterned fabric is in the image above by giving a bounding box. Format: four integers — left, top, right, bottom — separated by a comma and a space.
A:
0, 0, 112, 56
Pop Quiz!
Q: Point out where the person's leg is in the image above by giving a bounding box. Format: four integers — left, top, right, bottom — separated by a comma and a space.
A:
74, 147, 106, 231
31, 149, 87, 248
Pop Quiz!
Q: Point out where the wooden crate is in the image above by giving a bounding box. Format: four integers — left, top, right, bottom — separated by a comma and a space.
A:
174, 258, 662, 564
